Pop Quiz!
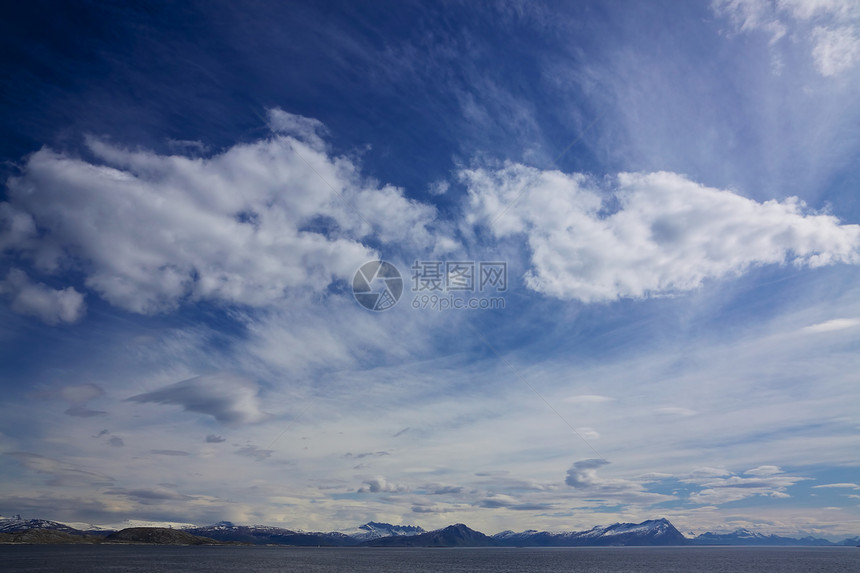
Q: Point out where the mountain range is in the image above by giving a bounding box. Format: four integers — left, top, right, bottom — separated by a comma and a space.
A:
1, 515, 857, 547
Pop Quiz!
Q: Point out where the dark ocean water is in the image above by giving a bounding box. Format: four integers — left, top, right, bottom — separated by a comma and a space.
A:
1, 545, 858, 572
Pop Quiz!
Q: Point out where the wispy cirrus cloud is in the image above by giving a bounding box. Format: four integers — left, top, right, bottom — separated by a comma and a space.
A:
812, 483, 860, 489
713, 0, 860, 76
5, 452, 114, 487
684, 465, 806, 504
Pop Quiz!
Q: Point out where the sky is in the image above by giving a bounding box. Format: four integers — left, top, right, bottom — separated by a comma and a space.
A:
1, 0, 860, 539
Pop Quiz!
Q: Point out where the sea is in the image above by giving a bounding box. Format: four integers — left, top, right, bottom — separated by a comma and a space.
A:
1, 545, 859, 572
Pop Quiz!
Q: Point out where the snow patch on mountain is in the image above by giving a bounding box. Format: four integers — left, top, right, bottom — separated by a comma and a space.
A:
342, 521, 425, 540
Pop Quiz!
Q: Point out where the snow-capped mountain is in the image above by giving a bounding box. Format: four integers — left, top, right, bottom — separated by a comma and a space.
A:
183, 521, 425, 545
342, 521, 425, 541
0, 516, 84, 535
184, 522, 356, 546
365, 523, 494, 547
692, 528, 834, 546
493, 518, 688, 546
2, 514, 856, 546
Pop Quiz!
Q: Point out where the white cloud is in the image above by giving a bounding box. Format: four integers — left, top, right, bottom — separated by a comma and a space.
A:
0, 203, 37, 251
266, 109, 329, 150
713, 0, 786, 44
779, 0, 860, 23
812, 483, 860, 489
744, 465, 783, 477
563, 394, 615, 404
462, 165, 860, 302
811, 25, 860, 76
428, 180, 450, 196
688, 467, 732, 478
802, 317, 860, 333
564, 459, 673, 505
575, 427, 601, 440
714, 0, 860, 76
655, 407, 697, 417
358, 477, 408, 493
0, 269, 86, 324
686, 470, 805, 505
565, 458, 610, 488
1, 110, 446, 314
127, 372, 268, 426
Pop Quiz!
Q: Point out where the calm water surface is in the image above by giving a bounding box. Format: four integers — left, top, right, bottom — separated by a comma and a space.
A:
1, 545, 858, 572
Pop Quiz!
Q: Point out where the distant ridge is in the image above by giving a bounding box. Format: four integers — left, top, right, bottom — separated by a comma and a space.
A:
1, 515, 857, 547
691, 528, 836, 546
494, 518, 687, 546
364, 523, 494, 547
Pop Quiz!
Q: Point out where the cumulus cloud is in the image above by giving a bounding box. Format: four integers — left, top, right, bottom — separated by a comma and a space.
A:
565, 458, 611, 488
1, 109, 445, 314
357, 476, 408, 493
127, 372, 268, 426
463, 165, 860, 302
564, 458, 674, 505
266, 108, 328, 149
0, 269, 85, 324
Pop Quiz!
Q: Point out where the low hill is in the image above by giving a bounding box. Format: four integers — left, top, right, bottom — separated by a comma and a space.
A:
0, 530, 100, 544
105, 527, 222, 545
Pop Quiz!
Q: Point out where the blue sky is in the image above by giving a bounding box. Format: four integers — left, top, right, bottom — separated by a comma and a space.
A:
1, 0, 860, 538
